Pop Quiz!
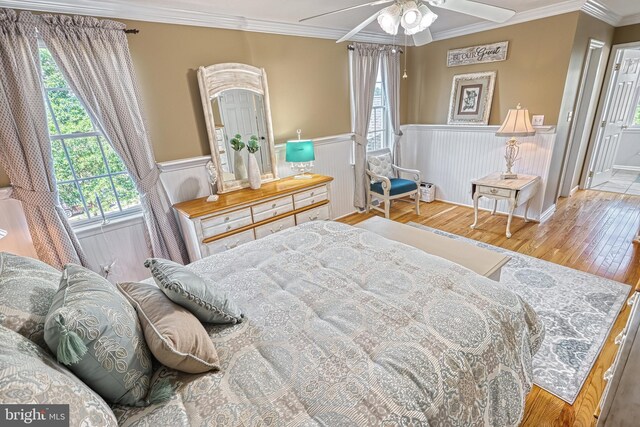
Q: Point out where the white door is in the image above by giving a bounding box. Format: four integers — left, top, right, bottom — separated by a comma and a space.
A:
589, 49, 640, 188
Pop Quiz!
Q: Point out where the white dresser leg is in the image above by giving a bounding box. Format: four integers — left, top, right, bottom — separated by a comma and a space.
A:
471, 191, 480, 229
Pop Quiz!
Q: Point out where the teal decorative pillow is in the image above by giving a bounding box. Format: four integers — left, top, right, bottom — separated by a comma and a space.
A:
0, 325, 118, 426
43, 264, 172, 407
144, 258, 243, 324
0, 252, 60, 349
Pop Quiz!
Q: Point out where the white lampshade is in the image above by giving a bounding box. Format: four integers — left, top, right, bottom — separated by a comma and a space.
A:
496, 104, 536, 137
378, 4, 402, 35
401, 1, 422, 31
0, 228, 6, 240
405, 4, 437, 35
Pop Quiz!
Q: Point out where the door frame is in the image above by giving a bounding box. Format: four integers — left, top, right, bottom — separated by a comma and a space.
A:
558, 38, 607, 197
581, 41, 640, 189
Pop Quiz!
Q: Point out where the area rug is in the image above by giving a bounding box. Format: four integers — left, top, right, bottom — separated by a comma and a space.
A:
407, 222, 631, 404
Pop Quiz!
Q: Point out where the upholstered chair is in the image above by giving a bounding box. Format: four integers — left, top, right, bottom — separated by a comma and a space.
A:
365, 148, 421, 219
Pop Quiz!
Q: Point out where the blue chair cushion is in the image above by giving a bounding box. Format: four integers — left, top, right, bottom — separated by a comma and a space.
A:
370, 178, 418, 196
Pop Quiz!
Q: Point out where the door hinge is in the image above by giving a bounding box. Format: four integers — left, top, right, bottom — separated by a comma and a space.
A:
614, 63, 621, 71
588, 171, 594, 178
601, 121, 607, 128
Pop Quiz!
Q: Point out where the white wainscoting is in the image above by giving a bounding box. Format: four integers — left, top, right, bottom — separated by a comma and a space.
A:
400, 125, 557, 221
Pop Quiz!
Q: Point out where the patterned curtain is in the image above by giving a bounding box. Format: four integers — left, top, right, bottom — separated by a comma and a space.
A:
350, 43, 382, 210
38, 14, 188, 264
381, 48, 402, 167
0, 9, 87, 268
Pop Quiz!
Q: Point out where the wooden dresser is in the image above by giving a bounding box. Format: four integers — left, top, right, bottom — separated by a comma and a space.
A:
597, 290, 640, 426
173, 174, 333, 261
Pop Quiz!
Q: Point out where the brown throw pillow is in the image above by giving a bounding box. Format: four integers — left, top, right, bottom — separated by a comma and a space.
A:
117, 282, 220, 374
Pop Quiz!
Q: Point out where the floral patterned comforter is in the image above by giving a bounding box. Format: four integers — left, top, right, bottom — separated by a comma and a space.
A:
114, 221, 544, 427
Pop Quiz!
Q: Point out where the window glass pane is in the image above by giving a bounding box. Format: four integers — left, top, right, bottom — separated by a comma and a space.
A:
373, 84, 384, 107
47, 90, 94, 134
79, 178, 119, 218
58, 183, 87, 222
113, 174, 140, 210
45, 106, 58, 135
101, 138, 126, 172
635, 100, 640, 126
39, 48, 68, 89
51, 140, 73, 182
65, 137, 108, 179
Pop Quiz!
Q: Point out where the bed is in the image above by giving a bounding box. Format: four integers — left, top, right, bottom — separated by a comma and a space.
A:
113, 221, 544, 426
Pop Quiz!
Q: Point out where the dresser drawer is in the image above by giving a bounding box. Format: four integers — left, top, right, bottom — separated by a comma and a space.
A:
296, 204, 330, 224
255, 216, 296, 239
253, 202, 294, 223
202, 214, 253, 239
294, 185, 328, 204
202, 208, 251, 230
204, 229, 255, 255
294, 191, 328, 209
478, 186, 512, 198
252, 196, 293, 215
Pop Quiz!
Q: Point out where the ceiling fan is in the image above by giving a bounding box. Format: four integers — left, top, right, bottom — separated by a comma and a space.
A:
301, 0, 516, 46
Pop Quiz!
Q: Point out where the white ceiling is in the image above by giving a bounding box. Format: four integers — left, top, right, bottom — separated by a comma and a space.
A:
1, 0, 639, 44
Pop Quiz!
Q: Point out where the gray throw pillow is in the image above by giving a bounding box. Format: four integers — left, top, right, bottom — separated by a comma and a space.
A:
0, 252, 60, 350
144, 258, 243, 324
44, 264, 171, 407
0, 325, 118, 426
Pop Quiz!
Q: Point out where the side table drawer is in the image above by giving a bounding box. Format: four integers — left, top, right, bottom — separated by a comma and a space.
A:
478, 186, 512, 198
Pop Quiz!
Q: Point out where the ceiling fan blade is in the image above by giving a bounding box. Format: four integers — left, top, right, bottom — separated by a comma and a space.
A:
337, 11, 382, 43
300, 0, 393, 22
433, 0, 515, 23
412, 28, 433, 46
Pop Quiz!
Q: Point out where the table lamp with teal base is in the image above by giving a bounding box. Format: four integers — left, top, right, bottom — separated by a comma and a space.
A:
286, 129, 315, 179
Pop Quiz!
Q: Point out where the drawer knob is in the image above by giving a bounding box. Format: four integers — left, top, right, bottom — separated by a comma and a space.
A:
273, 211, 277, 217
225, 216, 230, 221
271, 203, 277, 208
490, 188, 498, 194
310, 214, 319, 220
615, 332, 626, 345
310, 192, 315, 196
604, 366, 614, 382
225, 240, 241, 250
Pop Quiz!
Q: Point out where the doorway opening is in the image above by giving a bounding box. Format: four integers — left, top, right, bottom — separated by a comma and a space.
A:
580, 42, 640, 196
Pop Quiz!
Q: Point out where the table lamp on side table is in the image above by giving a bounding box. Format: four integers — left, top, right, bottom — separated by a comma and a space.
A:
286, 129, 315, 179
496, 104, 536, 179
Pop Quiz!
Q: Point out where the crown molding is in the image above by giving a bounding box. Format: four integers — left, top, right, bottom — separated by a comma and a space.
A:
431, 0, 586, 42
0, 0, 396, 45
619, 13, 640, 27
1, 0, 637, 46
581, 0, 621, 26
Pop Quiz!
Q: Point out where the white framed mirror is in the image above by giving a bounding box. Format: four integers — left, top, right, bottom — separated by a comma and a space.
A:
197, 63, 278, 194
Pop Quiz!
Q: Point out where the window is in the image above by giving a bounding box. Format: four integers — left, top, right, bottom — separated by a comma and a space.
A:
39, 47, 140, 224
634, 96, 640, 126
367, 68, 391, 152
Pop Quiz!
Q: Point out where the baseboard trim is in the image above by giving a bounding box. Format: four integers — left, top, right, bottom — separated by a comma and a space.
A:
613, 165, 640, 172
540, 205, 557, 223
569, 186, 580, 197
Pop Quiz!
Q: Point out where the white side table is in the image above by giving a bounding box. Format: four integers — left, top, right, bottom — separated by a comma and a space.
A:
470, 173, 541, 238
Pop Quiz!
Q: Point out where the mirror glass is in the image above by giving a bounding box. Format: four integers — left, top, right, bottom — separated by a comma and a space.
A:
210, 90, 273, 184
198, 63, 278, 193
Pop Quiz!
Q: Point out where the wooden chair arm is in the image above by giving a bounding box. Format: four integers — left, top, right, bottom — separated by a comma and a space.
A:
392, 165, 421, 183
366, 170, 391, 195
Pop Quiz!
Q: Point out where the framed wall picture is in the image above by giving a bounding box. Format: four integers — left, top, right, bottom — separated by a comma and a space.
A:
447, 71, 496, 125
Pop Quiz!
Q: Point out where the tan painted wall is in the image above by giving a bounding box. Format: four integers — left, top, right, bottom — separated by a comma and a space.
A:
403, 12, 580, 126
613, 23, 640, 45
121, 19, 352, 163
543, 12, 614, 210
0, 19, 352, 187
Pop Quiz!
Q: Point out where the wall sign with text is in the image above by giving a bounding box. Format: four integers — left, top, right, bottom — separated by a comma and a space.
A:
447, 41, 509, 67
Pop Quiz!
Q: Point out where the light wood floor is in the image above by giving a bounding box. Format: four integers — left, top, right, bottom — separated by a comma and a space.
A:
339, 189, 640, 427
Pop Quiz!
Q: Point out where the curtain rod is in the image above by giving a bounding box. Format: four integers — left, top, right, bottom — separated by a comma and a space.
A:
347, 44, 403, 53
124, 29, 139, 34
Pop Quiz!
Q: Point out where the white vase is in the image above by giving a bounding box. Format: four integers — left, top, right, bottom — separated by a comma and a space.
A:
233, 151, 248, 181
247, 153, 262, 190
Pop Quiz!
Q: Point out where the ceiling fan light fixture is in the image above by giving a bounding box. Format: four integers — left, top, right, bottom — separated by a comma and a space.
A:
405, 4, 437, 36
401, 1, 422, 30
428, 0, 446, 6
377, 4, 402, 35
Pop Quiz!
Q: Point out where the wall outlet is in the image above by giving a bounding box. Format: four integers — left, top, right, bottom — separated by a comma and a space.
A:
532, 115, 545, 126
